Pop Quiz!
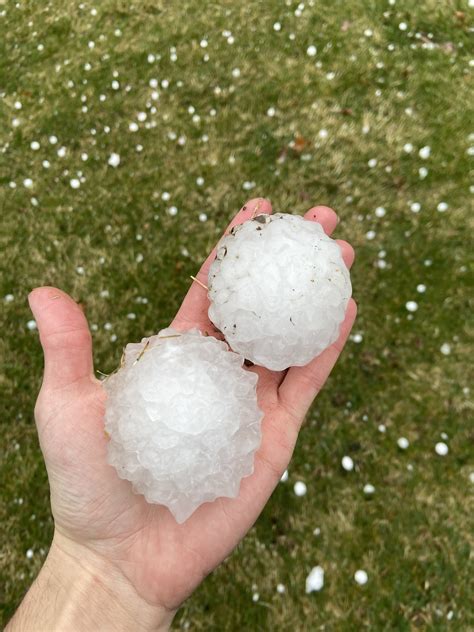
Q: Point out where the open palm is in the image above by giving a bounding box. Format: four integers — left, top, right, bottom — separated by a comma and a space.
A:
29, 198, 356, 614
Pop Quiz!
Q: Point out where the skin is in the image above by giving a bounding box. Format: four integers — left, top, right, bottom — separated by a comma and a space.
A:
8, 199, 356, 631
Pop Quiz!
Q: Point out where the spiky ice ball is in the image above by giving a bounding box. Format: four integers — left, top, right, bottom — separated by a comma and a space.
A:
208, 213, 352, 371
104, 329, 263, 523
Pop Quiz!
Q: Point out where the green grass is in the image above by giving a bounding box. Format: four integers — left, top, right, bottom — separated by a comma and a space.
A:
1, 0, 473, 629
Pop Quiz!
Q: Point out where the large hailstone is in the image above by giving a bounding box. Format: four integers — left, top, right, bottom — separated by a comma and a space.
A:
104, 329, 263, 523
208, 213, 352, 371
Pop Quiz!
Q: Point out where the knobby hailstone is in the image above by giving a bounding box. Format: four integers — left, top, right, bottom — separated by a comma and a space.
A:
104, 329, 263, 523
208, 213, 352, 370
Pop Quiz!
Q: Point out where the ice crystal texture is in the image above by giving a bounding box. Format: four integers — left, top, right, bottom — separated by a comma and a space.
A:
208, 213, 352, 370
104, 329, 263, 523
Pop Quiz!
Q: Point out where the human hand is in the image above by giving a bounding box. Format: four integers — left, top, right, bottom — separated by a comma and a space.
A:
19, 199, 356, 630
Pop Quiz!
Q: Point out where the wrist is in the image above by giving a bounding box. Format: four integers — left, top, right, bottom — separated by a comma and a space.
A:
10, 532, 174, 632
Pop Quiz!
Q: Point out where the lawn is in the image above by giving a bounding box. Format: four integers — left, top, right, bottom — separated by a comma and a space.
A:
1, 0, 473, 629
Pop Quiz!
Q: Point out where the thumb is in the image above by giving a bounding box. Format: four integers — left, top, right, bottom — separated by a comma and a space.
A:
28, 287, 94, 390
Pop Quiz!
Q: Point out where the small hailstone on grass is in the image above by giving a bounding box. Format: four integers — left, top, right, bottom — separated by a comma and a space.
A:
208, 213, 352, 370
435, 442, 449, 456
352, 333, 363, 343
168, 206, 178, 216
363, 483, 375, 495
70, 178, 80, 189
105, 329, 262, 523
129, 122, 139, 132
276, 583, 285, 594
368, 158, 377, 168
366, 230, 376, 240
419, 145, 431, 159
341, 456, 354, 471
410, 202, 421, 213
267, 106, 276, 117
397, 437, 409, 450
419, 167, 428, 179
108, 152, 120, 167
416, 284, 426, 293
313, 527, 321, 536
294, 481, 307, 496
437, 202, 448, 212
198, 213, 208, 222
403, 143, 414, 153
252, 592, 259, 602
30, 141, 40, 151
273, 22, 282, 31
375, 206, 386, 217
26, 320, 37, 331
4, 294, 14, 303
57, 146, 67, 158
399, 22, 408, 31
196, 176, 204, 186
405, 301, 418, 312
354, 569, 368, 585
440, 343, 451, 356
378, 424, 386, 433
306, 45, 317, 56
280, 469, 289, 483
306, 566, 324, 593
26, 549, 34, 559
23, 178, 33, 188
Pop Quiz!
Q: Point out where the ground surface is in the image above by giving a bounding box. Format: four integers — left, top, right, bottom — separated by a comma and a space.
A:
1, 1, 473, 629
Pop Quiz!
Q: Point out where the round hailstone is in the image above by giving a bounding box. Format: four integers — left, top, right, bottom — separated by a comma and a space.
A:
104, 329, 263, 523
397, 437, 410, 450
294, 481, 307, 496
208, 213, 352, 370
405, 300, 418, 312
354, 569, 368, 585
435, 442, 449, 456
341, 455, 354, 471
306, 566, 324, 593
